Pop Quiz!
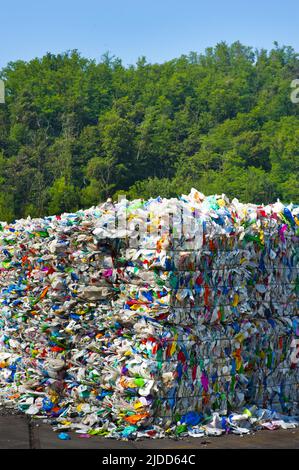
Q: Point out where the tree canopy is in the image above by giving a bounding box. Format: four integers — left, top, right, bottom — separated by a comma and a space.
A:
0, 42, 298, 221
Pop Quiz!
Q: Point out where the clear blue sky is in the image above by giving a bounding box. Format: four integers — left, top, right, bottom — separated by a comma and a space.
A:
1, 0, 299, 68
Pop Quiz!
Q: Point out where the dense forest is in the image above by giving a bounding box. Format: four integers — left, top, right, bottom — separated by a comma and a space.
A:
0, 41, 298, 221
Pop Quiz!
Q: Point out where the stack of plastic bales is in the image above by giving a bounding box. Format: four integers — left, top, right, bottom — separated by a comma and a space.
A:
0, 190, 298, 438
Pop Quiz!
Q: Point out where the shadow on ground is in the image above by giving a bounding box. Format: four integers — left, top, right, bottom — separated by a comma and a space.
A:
0, 415, 298, 449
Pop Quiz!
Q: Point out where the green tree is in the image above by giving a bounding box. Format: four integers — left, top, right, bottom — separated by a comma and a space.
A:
0, 42, 298, 220
48, 177, 79, 214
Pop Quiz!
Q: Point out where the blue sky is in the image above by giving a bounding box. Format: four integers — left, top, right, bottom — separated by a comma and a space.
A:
1, 0, 299, 68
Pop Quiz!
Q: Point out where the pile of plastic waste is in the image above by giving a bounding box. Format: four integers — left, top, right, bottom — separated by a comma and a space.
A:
0, 189, 298, 439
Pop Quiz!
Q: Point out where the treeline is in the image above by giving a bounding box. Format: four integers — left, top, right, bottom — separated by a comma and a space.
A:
0, 41, 298, 221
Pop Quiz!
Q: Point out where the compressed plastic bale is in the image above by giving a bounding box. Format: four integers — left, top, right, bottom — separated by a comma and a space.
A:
0, 190, 297, 439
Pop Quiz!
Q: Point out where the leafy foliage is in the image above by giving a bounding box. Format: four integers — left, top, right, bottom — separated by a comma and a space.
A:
0, 42, 298, 220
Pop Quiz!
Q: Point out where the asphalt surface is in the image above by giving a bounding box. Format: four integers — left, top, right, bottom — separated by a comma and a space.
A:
0, 415, 298, 449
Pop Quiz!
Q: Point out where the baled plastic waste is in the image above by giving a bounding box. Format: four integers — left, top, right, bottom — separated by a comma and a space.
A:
0, 189, 298, 438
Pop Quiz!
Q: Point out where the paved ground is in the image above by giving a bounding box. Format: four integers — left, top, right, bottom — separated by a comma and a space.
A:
0, 415, 298, 449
